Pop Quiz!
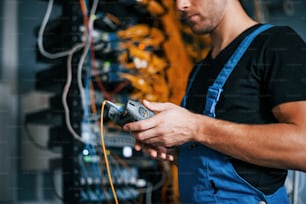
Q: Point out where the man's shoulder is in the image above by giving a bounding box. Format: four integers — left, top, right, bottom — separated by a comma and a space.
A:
262, 25, 302, 39
255, 24, 305, 48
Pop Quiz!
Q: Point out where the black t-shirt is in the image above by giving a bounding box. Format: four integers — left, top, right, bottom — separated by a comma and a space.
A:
184, 24, 306, 194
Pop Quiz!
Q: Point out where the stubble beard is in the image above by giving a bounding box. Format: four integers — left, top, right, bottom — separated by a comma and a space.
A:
189, 22, 214, 35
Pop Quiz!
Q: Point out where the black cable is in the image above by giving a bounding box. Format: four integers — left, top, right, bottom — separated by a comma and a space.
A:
51, 169, 64, 201
23, 121, 50, 151
23, 121, 59, 154
24, 121, 64, 200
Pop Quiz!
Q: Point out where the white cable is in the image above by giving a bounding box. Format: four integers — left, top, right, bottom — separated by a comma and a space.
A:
77, 41, 90, 111
89, 0, 99, 18
62, 0, 100, 146
77, 0, 99, 111
62, 43, 91, 145
37, 0, 72, 59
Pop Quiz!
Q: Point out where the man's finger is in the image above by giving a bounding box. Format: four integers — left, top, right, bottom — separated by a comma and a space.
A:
143, 100, 176, 112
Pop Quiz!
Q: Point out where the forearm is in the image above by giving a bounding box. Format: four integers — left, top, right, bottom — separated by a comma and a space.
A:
193, 114, 306, 171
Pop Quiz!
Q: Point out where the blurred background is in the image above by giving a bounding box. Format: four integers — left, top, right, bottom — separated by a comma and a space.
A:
0, 0, 306, 203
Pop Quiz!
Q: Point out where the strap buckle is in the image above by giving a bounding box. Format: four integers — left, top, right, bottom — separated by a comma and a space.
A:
204, 87, 222, 118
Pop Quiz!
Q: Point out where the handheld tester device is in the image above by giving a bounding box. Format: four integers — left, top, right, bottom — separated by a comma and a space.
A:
105, 99, 155, 126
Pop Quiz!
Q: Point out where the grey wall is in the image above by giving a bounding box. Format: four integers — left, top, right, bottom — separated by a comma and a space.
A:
17, 0, 62, 203
0, 0, 18, 203
266, 0, 306, 39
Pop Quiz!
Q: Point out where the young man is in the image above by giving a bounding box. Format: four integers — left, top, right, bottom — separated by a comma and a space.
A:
123, 0, 306, 203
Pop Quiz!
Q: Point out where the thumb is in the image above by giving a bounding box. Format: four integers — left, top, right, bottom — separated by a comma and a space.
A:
143, 100, 176, 112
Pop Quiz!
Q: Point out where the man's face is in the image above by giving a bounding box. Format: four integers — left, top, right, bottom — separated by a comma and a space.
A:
176, 0, 227, 34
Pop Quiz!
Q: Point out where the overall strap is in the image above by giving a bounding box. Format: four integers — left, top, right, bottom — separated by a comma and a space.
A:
181, 62, 202, 107
204, 24, 273, 117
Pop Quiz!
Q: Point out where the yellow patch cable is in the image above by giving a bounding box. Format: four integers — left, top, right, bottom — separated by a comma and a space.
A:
100, 100, 119, 204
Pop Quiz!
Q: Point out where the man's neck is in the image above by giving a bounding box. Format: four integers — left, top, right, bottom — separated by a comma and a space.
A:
210, 2, 258, 59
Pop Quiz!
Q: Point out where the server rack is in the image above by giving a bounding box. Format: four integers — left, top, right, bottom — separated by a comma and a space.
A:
28, 0, 210, 203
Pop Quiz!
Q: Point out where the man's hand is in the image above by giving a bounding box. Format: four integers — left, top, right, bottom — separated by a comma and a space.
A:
134, 140, 177, 162
123, 100, 197, 148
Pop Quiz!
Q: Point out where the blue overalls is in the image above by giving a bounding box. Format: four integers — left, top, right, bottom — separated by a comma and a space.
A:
178, 24, 290, 204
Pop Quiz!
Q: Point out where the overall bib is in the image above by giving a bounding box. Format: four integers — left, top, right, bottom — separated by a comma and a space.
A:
178, 24, 290, 204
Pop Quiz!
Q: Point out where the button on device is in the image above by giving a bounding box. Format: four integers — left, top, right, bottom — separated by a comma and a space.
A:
138, 107, 148, 118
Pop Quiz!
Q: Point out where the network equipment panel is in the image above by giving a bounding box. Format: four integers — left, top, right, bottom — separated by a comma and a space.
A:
28, 0, 211, 203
